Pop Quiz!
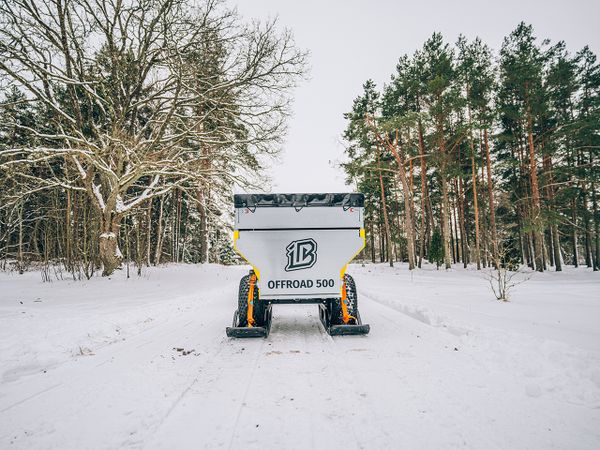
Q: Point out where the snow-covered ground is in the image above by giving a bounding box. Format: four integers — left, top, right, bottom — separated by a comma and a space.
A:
1, 263, 599, 449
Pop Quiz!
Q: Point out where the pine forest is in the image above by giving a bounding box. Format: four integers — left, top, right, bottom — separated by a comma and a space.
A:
343, 23, 599, 273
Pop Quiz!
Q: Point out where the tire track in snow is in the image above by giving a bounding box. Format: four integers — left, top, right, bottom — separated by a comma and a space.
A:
216, 305, 376, 450
0, 382, 64, 414
1, 284, 231, 415
317, 322, 367, 448
145, 310, 275, 448
1, 281, 240, 449
226, 337, 266, 450
141, 333, 235, 448
1, 302, 206, 413
286, 304, 393, 449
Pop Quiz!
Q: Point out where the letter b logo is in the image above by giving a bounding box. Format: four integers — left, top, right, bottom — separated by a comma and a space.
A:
285, 238, 317, 271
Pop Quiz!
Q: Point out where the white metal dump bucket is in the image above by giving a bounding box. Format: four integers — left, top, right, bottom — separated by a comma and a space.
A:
233, 193, 365, 300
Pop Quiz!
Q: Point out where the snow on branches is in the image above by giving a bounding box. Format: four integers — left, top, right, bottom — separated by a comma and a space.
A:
0, 0, 306, 275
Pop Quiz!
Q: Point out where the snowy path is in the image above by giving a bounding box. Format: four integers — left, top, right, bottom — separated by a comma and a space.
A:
1, 264, 599, 449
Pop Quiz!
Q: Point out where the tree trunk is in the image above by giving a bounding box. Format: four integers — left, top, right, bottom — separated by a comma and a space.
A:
543, 154, 562, 271
471, 149, 481, 269
377, 150, 394, 267
393, 177, 403, 263
582, 185, 595, 269
571, 198, 579, 267
146, 200, 152, 266
440, 174, 452, 270
400, 173, 417, 270
518, 215, 525, 265
458, 178, 468, 268
196, 188, 209, 264
480, 155, 488, 269
31, 219, 41, 257
527, 108, 544, 272
528, 232, 536, 270
547, 228, 555, 267
385, 142, 416, 269
18, 201, 24, 274
125, 216, 130, 278
592, 181, 600, 271
483, 129, 498, 266
66, 189, 72, 271
369, 218, 375, 263
99, 214, 122, 276
409, 160, 418, 262
136, 210, 143, 276
418, 121, 435, 245
176, 189, 183, 263
154, 196, 164, 266
378, 217, 385, 263
467, 98, 481, 269
451, 186, 460, 263
435, 114, 452, 270
521, 226, 531, 267
591, 149, 599, 271
552, 225, 562, 270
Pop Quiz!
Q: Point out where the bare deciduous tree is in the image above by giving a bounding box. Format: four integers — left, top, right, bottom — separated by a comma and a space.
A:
484, 241, 532, 301
0, 0, 306, 275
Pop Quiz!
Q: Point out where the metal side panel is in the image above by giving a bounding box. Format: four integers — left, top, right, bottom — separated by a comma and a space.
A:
235, 229, 364, 299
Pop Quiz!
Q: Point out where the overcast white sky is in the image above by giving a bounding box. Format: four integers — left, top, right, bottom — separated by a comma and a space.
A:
235, 0, 600, 194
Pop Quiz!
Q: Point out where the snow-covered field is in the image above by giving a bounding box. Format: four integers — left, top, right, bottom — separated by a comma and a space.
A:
1, 263, 599, 449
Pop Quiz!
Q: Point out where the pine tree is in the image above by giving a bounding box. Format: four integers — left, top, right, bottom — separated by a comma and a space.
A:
498, 23, 548, 272
429, 228, 444, 269
421, 33, 459, 270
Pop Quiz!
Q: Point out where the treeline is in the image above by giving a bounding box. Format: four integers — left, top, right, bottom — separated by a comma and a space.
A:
344, 23, 599, 272
0, 0, 306, 278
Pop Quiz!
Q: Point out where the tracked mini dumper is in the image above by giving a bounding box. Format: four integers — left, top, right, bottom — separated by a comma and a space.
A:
226, 193, 370, 338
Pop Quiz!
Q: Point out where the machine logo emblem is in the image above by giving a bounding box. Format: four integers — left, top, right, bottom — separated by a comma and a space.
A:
285, 238, 317, 271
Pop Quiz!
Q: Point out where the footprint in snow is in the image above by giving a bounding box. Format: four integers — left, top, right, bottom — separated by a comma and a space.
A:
525, 383, 543, 398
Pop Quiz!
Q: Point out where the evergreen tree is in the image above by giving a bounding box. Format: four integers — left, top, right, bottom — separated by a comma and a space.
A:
429, 228, 444, 269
